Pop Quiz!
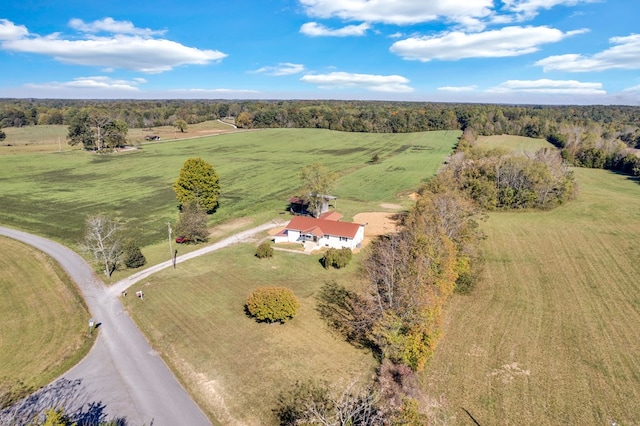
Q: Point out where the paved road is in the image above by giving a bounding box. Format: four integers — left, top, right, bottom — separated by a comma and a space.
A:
0, 221, 283, 425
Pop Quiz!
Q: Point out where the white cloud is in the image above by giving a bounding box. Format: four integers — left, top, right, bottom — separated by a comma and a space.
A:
301, 71, 413, 92
298, 0, 598, 31
487, 79, 606, 95
300, 22, 370, 37
0, 18, 226, 73
536, 34, 640, 72
623, 84, 640, 93
438, 85, 478, 92
502, 0, 598, 20
25, 76, 147, 91
252, 63, 305, 76
68, 18, 166, 36
299, 0, 493, 26
0, 19, 28, 40
390, 26, 586, 61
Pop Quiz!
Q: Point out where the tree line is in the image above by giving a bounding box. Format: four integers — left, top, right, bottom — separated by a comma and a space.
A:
2, 99, 639, 136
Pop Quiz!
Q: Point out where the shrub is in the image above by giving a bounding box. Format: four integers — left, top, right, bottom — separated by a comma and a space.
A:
322, 247, 352, 269
256, 241, 273, 259
122, 238, 146, 269
246, 287, 299, 323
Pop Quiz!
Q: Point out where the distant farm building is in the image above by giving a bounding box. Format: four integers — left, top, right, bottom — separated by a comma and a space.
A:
288, 194, 337, 216
273, 211, 364, 251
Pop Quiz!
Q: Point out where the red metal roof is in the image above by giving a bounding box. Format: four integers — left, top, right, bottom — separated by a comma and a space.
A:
285, 216, 362, 239
318, 211, 343, 221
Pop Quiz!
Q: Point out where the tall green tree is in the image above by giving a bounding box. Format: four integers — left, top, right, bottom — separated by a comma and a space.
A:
174, 119, 188, 133
103, 119, 128, 148
173, 157, 220, 213
67, 110, 95, 150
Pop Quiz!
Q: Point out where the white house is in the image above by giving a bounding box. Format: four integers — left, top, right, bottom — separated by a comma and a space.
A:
273, 212, 364, 251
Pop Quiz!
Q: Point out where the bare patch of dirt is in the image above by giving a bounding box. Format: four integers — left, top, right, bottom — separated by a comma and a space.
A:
408, 192, 419, 200
353, 212, 400, 247
379, 203, 403, 210
268, 226, 285, 236
208, 217, 254, 239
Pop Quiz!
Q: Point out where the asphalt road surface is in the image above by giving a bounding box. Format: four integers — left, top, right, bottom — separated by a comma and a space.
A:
0, 221, 283, 425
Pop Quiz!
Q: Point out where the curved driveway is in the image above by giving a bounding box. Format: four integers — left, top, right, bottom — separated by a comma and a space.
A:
0, 221, 283, 425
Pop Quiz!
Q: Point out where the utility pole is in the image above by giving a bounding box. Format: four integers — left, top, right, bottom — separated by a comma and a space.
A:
167, 222, 175, 268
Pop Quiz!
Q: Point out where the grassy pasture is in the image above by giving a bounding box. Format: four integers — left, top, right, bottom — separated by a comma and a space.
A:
126, 120, 236, 145
124, 242, 377, 425
0, 128, 459, 248
421, 168, 640, 425
0, 237, 93, 400
476, 134, 552, 154
0, 125, 72, 154
0, 121, 236, 155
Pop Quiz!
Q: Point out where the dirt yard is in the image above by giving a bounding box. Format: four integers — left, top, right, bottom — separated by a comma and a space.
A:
353, 212, 400, 246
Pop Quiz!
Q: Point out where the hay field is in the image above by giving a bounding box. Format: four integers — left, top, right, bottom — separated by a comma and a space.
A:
0, 237, 93, 401
0, 128, 458, 246
476, 134, 552, 154
421, 168, 640, 425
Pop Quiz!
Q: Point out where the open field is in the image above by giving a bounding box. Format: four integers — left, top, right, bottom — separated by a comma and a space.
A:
0, 121, 237, 155
476, 134, 552, 154
123, 241, 377, 425
0, 237, 94, 402
4, 128, 640, 424
126, 120, 237, 145
0, 128, 458, 249
0, 125, 72, 154
421, 168, 640, 425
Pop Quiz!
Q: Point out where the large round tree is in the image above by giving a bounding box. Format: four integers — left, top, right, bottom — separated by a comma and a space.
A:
173, 157, 220, 213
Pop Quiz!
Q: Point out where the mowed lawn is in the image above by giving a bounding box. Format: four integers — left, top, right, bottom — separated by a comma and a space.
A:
0, 128, 458, 247
0, 237, 93, 397
123, 243, 377, 425
422, 168, 640, 425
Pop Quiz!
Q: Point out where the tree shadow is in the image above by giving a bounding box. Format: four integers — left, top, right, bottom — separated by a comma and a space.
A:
315, 281, 382, 360
0, 378, 129, 425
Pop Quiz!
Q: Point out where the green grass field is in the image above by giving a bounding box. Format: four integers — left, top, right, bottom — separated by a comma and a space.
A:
421, 168, 640, 424
124, 242, 377, 425
0, 128, 459, 248
476, 134, 552, 154
0, 237, 94, 402
0, 121, 235, 155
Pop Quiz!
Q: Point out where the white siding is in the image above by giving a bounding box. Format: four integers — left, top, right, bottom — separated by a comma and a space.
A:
274, 224, 364, 251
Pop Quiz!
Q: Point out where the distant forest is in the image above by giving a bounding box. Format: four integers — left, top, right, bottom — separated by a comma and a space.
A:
2, 98, 640, 175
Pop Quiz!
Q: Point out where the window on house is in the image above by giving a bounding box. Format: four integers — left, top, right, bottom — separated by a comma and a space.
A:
339, 236, 348, 242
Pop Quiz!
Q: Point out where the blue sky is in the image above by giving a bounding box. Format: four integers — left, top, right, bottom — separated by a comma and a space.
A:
1, 0, 638, 104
